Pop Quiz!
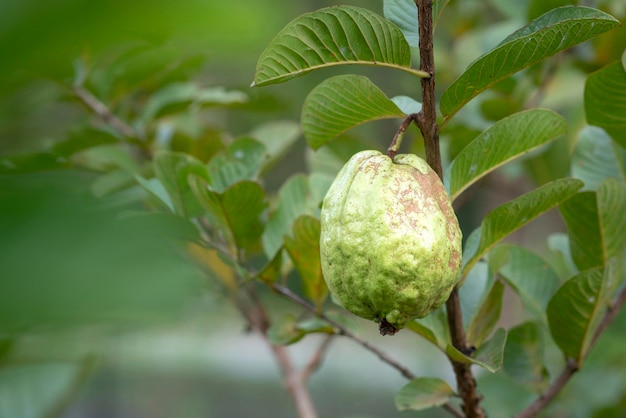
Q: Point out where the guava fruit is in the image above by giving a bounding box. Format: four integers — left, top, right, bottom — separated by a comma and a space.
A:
320, 150, 462, 335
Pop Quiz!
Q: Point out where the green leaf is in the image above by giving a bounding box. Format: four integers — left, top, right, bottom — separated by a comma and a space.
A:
440, 7, 620, 120
490, 245, 561, 323
447, 109, 567, 201
446, 328, 507, 372
467, 280, 504, 348
459, 261, 490, 328
189, 177, 267, 252
252, 6, 427, 87
153, 151, 209, 218
597, 178, 626, 261
52, 128, 120, 158
268, 313, 305, 345
302, 75, 405, 149
0, 152, 69, 174
559, 191, 604, 270
463, 178, 584, 281
249, 120, 301, 172
383, 0, 450, 47
391, 96, 422, 114
547, 267, 610, 363
207, 138, 266, 193
284, 215, 327, 309
395, 377, 456, 411
407, 308, 450, 350
257, 248, 284, 284
262, 175, 312, 258
503, 322, 549, 391
585, 61, 626, 147
571, 126, 626, 191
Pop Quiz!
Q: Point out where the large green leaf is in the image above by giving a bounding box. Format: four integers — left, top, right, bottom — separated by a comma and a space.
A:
503, 322, 548, 391
383, 0, 450, 47
547, 267, 611, 362
252, 6, 427, 87
153, 151, 209, 218
559, 191, 604, 270
284, 215, 327, 309
447, 109, 567, 201
189, 177, 267, 252
571, 126, 626, 191
490, 244, 561, 323
463, 178, 584, 281
301, 75, 405, 149
597, 178, 626, 261
585, 61, 626, 147
395, 378, 456, 411
467, 280, 504, 348
440, 7, 619, 120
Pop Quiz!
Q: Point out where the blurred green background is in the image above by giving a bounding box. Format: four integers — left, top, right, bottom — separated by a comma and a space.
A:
2, 0, 626, 417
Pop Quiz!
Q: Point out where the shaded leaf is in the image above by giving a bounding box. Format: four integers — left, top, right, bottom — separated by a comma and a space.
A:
490, 244, 561, 323
463, 178, 584, 281
207, 138, 266, 193
153, 151, 209, 218
391, 95, 422, 114
257, 248, 284, 284
252, 6, 426, 87
268, 313, 305, 345
467, 280, 504, 348
0, 152, 69, 174
559, 192, 604, 270
52, 128, 120, 158
407, 308, 450, 350
597, 178, 626, 261
395, 378, 456, 411
249, 120, 301, 172
440, 7, 619, 120
503, 322, 549, 391
284, 215, 327, 309
571, 126, 626, 191
447, 109, 567, 201
302, 75, 405, 149
189, 177, 267, 251
459, 261, 490, 329
383, 0, 450, 47
585, 61, 626, 147
547, 267, 609, 362
446, 328, 507, 372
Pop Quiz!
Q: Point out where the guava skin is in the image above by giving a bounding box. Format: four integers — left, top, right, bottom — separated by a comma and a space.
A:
320, 150, 462, 335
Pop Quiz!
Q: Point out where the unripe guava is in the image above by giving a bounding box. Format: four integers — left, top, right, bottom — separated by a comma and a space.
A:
320, 150, 462, 335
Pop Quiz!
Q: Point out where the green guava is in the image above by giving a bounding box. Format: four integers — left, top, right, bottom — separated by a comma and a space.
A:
320, 150, 462, 335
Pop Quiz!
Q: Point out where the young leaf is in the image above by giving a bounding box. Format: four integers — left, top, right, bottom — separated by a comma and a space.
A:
490, 244, 561, 323
207, 137, 267, 193
597, 178, 626, 261
189, 176, 267, 252
585, 61, 626, 148
503, 322, 549, 391
547, 267, 609, 363
154, 151, 209, 218
302, 75, 405, 149
467, 280, 504, 348
252, 6, 428, 87
571, 126, 626, 191
395, 378, 456, 411
559, 192, 604, 271
447, 109, 567, 201
440, 7, 619, 120
284, 215, 328, 310
463, 178, 584, 281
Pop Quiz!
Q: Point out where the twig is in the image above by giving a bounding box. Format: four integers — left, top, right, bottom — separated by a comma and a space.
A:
415, 1, 484, 417
514, 284, 626, 418
387, 113, 418, 159
301, 335, 334, 382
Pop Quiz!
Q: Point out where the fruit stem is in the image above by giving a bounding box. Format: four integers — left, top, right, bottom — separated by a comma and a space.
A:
387, 113, 418, 160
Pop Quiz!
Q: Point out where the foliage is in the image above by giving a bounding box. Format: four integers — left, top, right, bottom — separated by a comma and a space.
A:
1, 1, 626, 417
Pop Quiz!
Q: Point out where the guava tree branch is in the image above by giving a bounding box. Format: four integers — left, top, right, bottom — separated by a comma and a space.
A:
513, 283, 626, 418
414, 1, 484, 417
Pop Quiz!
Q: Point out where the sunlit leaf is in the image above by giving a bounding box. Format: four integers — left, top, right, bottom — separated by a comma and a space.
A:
207, 137, 266, 193
440, 7, 619, 120
395, 378, 456, 411
571, 126, 626, 191
467, 280, 504, 348
547, 267, 610, 363
252, 6, 427, 87
302, 75, 405, 149
585, 61, 626, 147
463, 178, 584, 281
153, 151, 209, 218
284, 215, 327, 309
559, 191, 604, 271
503, 322, 549, 391
447, 109, 567, 201
490, 244, 561, 323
